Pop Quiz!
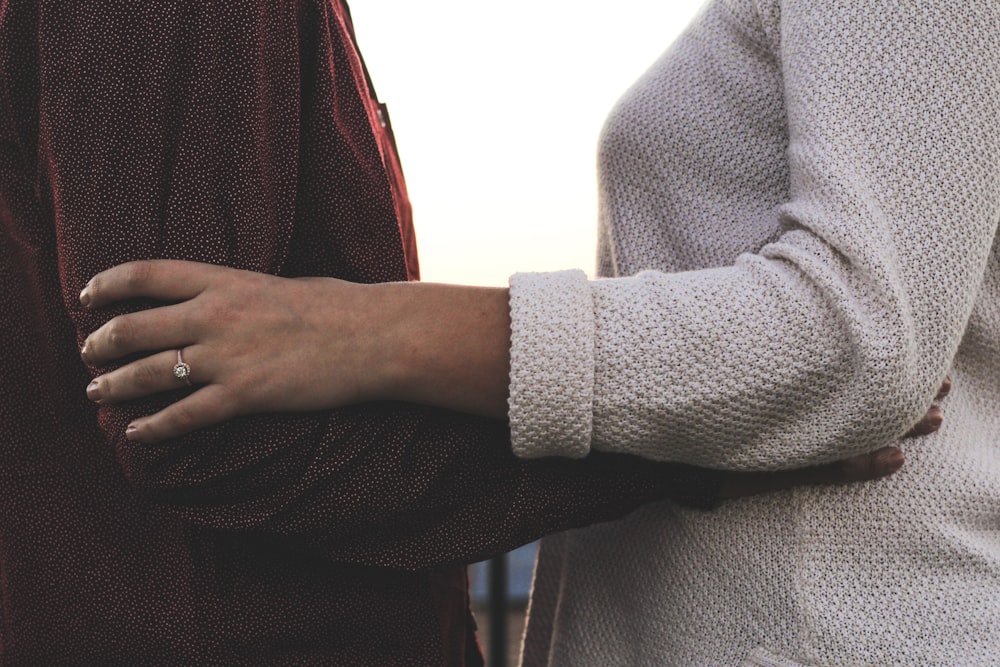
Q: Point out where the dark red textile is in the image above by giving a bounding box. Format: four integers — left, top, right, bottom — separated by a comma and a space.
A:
0, 1, 719, 664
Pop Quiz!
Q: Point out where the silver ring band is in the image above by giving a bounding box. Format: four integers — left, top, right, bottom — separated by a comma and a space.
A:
173, 349, 192, 386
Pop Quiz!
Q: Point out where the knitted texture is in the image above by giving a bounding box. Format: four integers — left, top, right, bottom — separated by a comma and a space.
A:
511, 0, 1000, 664
509, 269, 594, 458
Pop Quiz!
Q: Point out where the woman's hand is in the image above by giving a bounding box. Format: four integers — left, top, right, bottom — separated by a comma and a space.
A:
81, 259, 514, 443
80, 260, 391, 441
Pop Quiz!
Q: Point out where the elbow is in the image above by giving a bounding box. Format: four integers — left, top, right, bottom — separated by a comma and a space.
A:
843, 322, 945, 446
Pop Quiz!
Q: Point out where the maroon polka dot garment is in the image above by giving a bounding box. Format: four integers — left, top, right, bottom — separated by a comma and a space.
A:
0, 1, 719, 664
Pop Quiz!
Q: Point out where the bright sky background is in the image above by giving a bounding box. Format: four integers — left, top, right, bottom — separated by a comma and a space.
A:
350, 1, 706, 286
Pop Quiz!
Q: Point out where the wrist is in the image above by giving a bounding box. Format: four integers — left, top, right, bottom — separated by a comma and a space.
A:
354, 282, 512, 419
363, 282, 420, 403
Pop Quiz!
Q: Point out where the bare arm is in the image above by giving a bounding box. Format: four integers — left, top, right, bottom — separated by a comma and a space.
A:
81, 269, 513, 425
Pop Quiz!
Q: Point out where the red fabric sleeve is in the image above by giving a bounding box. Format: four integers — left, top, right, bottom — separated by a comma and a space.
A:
20, 0, 718, 569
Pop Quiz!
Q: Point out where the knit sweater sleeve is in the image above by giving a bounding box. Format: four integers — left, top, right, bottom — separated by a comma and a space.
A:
509, 0, 1000, 469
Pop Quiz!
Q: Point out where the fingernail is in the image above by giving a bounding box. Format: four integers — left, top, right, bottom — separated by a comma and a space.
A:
79, 285, 91, 307
86, 379, 101, 402
936, 378, 952, 400
80, 342, 90, 364
878, 448, 905, 472
125, 424, 140, 441
928, 406, 944, 428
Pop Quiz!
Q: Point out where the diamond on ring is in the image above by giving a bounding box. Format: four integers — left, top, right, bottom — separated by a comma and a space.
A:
173, 350, 192, 386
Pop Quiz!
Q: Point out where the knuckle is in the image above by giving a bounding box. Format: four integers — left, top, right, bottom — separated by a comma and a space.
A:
123, 262, 153, 291
106, 317, 136, 350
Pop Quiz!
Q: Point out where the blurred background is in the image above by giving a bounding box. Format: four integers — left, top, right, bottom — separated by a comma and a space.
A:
351, 0, 705, 286
349, 1, 705, 664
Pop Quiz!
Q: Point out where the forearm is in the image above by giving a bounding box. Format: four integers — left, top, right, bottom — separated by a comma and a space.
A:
358, 282, 512, 419
103, 394, 719, 569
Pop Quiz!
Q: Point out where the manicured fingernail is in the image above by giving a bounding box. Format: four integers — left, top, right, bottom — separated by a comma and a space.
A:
125, 424, 141, 442
878, 448, 905, 472
79, 285, 91, 307
86, 379, 101, 402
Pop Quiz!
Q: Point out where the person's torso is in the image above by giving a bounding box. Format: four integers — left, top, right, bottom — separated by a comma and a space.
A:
524, 0, 1000, 664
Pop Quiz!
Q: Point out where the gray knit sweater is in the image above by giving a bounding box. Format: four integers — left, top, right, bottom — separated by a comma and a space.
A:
507, 0, 1000, 664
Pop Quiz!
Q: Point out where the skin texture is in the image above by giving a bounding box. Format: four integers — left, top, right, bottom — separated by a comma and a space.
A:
80, 262, 512, 426
79, 259, 950, 494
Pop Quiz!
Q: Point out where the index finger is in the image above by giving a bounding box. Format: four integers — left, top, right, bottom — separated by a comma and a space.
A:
80, 260, 221, 308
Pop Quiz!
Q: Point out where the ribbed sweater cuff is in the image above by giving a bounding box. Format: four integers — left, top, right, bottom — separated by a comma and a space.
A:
508, 269, 595, 459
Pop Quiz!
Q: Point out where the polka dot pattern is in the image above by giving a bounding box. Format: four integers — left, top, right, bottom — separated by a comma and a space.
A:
0, 1, 720, 663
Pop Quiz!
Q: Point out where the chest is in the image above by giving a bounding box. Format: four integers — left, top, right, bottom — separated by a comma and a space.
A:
597, 0, 790, 274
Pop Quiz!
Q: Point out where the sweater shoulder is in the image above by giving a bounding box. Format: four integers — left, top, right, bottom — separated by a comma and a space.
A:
716, 0, 781, 53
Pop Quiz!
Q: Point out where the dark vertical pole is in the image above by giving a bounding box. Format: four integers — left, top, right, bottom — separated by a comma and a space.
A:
488, 553, 508, 666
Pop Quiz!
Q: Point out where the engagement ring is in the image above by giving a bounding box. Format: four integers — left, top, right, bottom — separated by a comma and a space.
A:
173, 349, 192, 386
